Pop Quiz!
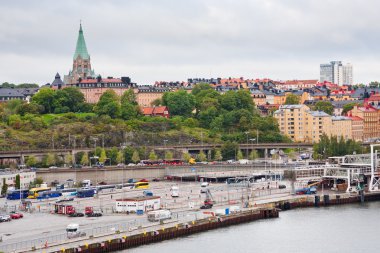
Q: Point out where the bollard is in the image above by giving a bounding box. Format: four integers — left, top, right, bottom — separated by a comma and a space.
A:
314, 195, 320, 207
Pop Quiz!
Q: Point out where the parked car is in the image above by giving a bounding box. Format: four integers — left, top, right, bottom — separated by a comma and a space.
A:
70, 164, 82, 169
49, 166, 58, 169
152, 178, 160, 182
117, 163, 125, 167
10, 213, 23, 219
128, 163, 136, 166
139, 179, 149, 182
0, 214, 11, 222
200, 204, 213, 209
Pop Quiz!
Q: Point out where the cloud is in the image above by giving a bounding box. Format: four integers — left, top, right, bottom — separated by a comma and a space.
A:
0, 0, 380, 85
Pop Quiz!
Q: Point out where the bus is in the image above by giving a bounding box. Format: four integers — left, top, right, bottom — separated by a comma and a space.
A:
134, 182, 150, 189
6, 189, 29, 200
163, 159, 184, 166
139, 160, 162, 166
59, 188, 77, 197
27, 187, 51, 199
37, 190, 62, 200
96, 185, 116, 193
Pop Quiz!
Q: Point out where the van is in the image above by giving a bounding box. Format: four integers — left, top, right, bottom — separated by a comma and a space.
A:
170, 186, 179, 197
200, 182, 209, 193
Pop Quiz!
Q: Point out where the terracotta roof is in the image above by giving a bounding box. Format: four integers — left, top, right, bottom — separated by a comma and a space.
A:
79, 78, 122, 84
142, 106, 168, 115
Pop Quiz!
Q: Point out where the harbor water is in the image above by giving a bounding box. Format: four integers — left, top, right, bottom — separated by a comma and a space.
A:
122, 201, 380, 253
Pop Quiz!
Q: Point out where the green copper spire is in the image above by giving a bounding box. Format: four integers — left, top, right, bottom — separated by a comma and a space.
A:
73, 23, 90, 60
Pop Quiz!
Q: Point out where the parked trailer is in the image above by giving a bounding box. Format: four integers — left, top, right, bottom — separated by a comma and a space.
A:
77, 188, 96, 198
147, 210, 172, 222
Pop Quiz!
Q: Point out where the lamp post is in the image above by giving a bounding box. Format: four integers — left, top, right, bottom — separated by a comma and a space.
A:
244, 131, 249, 159
249, 138, 256, 160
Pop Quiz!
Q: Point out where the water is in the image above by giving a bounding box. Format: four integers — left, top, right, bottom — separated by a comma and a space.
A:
121, 202, 380, 253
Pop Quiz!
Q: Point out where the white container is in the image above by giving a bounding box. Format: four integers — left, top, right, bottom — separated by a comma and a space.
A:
147, 210, 172, 222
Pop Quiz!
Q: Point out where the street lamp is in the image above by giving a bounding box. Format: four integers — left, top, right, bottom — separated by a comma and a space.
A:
244, 131, 249, 159
249, 138, 256, 160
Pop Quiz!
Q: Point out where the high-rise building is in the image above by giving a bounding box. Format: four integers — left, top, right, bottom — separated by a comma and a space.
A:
320, 61, 353, 85
64, 23, 96, 85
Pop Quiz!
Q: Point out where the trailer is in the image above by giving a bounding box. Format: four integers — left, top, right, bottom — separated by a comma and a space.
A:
147, 210, 172, 222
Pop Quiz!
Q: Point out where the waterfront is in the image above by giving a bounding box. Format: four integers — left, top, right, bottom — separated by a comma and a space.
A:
124, 202, 380, 253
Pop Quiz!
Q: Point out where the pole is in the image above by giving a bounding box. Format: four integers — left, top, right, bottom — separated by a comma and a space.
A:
256, 129, 259, 145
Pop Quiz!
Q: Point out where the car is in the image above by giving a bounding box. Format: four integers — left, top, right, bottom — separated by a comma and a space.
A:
69, 212, 84, 217
0, 214, 11, 222
139, 179, 149, 182
70, 164, 82, 169
10, 213, 23, 219
49, 166, 58, 169
56, 198, 74, 203
152, 178, 160, 182
117, 163, 125, 167
128, 163, 136, 166
200, 204, 213, 209
98, 181, 107, 185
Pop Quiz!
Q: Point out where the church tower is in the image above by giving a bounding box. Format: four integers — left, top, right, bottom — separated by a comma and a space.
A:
64, 23, 95, 84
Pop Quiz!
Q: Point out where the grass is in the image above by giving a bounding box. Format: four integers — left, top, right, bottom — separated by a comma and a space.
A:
41, 113, 96, 125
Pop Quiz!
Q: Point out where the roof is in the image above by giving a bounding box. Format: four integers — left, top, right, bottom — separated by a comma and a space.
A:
279, 105, 306, 109
143, 106, 168, 115
116, 196, 160, 201
51, 73, 65, 87
79, 78, 122, 84
0, 88, 25, 98
331, 116, 351, 121
73, 24, 90, 60
347, 116, 363, 121
308, 111, 330, 117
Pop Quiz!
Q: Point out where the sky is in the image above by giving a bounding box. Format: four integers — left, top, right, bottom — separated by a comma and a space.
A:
1, 0, 380, 86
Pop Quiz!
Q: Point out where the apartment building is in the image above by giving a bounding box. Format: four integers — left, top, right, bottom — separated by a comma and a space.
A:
274, 105, 332, 143
347, 116, 364, 141
331, 116, 352, 140
347, 106, 379, 141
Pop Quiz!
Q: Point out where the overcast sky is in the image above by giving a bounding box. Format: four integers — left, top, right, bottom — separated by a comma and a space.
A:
1, 0, 380, 85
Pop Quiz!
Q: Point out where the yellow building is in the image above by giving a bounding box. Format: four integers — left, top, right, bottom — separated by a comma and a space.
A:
331, 116, 352, 140
348, 106, 379, 141
274, 104, 332, 143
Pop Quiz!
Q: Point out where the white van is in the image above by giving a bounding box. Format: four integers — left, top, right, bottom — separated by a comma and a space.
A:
200, 182, 209, 193
170, 186, 179, 197
147, 210, 172, 222
66, 223, 86, 238
82, 179, 91, 187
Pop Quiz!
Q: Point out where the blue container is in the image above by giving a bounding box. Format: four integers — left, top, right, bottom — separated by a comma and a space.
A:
225, 208, 230, 215
136, 210, 144, 215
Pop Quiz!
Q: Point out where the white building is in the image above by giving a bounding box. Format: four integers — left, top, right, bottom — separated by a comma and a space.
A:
115, 196, 161, 213
320, 61, 353, 85
0, 171, 36, 190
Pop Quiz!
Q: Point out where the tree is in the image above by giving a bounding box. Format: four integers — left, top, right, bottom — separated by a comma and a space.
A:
313, 101, 334, 115
165, 151, 174, 160
236, 150, 244, 160
369, 81, 380, 88
121, 89, 138, 105
198, 151, 207, 161
249, 150, 259, 160
26, 155, 37, 167
94, 90, 121, 118
149, 150, 158, 160
46, 153, 56, 166
54, 87, 86, 113
99, 148, 107, 164
182, 152, 191, 161
64, 154, 72, 165
81, 153, 89, 165
151, 98, 162, 106
107, 147, 119, 165
116, 150, 124, 164
214, 149, 223, 161
162, 90, 195, 117
31, 88, 56, 113
1, 178, 8, 195
221, 141, 238, 160
15, 174, 20, 189
285, 93, 300, 105
132, 150, 141, 163
342, 102, 360, 115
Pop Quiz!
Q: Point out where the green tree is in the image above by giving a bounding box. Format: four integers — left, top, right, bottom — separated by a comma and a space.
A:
99, 148, 107, 164
17, 103, 43, 116
150, 98, 162, 106
249, 150, 259, 160
165, 151, 174, 160
1, 178, 8, 195
54, 87, 86, 113
15, 174, 20, 189
31, 87, 56, 113
64, 154, 72, 165
342, 102, 360, 115
221, 141, 238, 160
236, 149, 244, 160
107, 147, 119, 165
198, 151, 207, 161
162, 90, 195, 117
132, 150, 141, 163
285, 93, 300, 105
94, 90, 121, 118
214, 149, 223, 161
121, 89, 137, 105
116, 150, 124, 164
149, 150, 158, 160
25, 155, 37, 167
313, 101, 334, 115
182, 152, 191, 162
46, 153, 56, 166
81, 153, 89, 165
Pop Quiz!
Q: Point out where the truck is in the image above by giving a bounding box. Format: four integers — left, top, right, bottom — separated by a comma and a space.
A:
200, 182, 209, 193
82, 180, 91, 187
66, 223, 86, 239
170, 185, 179, 197
147, 210, 172, 222
295, 186, 317, 195
85, 206, 102, 217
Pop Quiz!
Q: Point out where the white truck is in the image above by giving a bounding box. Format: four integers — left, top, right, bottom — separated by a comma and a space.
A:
200, 182, 209, 193
170, 185, 179, 197
147, 210, 172, 222
66, 223, 86, 239
82, 179, 91, 187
